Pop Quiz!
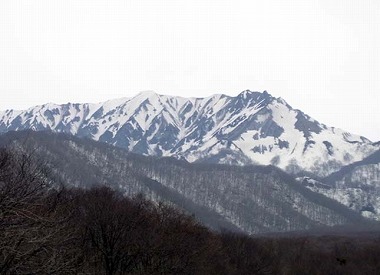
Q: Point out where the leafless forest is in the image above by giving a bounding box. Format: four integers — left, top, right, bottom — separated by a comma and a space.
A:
1, 147, 380, 274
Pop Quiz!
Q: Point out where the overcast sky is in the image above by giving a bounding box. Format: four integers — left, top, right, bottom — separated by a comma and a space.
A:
0, 0, 379, 141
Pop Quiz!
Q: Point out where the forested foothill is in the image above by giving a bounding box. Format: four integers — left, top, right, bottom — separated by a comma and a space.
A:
0, 131, 370, 236
1, 146, 380, 274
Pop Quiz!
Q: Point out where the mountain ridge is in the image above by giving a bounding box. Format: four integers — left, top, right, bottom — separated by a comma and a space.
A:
0, 90, 377, 177
300, 149, 380, 220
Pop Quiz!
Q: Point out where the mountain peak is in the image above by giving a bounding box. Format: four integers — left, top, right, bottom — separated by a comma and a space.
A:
239, 89, 257, 96
238, 89, 273, 100
135, 90, 159, 98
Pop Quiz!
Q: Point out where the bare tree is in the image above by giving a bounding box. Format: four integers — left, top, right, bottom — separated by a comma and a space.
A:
0, 148, 80, 274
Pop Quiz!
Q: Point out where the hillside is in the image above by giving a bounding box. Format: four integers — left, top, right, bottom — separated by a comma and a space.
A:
0, 130, 367, 234
301, 150, 380, 220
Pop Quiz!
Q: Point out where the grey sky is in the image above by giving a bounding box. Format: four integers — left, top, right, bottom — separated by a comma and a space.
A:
0, 0, 379, 141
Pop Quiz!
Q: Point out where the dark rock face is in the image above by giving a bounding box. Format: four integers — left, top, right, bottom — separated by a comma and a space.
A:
295, 111, 323, 137
323, 141, 334, 156
303, 140, 316, 154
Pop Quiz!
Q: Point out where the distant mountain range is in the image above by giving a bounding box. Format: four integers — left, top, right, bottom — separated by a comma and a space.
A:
0, 90, 378, 177
0, 131, 369, 234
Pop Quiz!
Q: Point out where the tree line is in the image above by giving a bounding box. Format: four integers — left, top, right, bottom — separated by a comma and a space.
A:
1, 147, 380, 274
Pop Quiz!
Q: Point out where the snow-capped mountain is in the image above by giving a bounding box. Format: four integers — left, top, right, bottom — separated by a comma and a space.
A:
0, 90, 377, 176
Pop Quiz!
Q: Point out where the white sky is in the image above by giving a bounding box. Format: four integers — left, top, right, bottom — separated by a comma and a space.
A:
0, 0, 379, 141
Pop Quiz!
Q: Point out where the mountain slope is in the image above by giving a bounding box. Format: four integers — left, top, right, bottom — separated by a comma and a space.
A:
0, 131, 368, 234
301, 150, 380, 220
0, 90, 377, 176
